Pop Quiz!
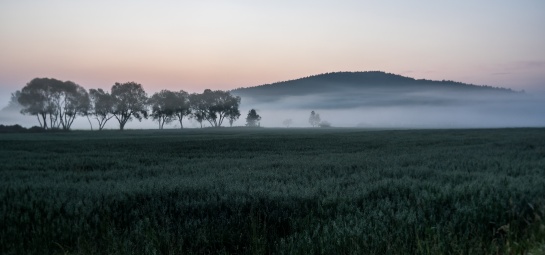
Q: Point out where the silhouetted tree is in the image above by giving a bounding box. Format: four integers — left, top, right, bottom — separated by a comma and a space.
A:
309, 111, 321, 127
173, 90, 191, 129
18, 78, 89, 130
111, 82, 148, 130
226, 102, 241, 127
282, 119, 293, 128
246, 109, 261, 127
89, 88, 114, 130
190, 89, 241, 127
18, 78, 55, 129
149, 90, 177, 129
189, 93, 206, 128
55, 81, 90, 130
228, 110, 241, 127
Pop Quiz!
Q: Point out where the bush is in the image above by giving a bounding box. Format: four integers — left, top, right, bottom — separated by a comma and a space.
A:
0, 124, 26, 133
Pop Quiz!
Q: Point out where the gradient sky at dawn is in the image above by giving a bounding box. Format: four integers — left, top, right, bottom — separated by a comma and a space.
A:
1, 1, 544, 106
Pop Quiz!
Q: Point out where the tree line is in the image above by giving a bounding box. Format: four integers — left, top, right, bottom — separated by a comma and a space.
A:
12, 77, 333, 130
14, 78, 246, 130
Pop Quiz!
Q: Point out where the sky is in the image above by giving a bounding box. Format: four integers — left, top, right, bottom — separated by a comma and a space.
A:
1, 0, 544, 107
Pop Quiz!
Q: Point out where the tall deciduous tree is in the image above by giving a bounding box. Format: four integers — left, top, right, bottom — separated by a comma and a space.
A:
111, 82, 148, 130
189, 93, 206, 128
89, 88, 114, 130
55, 81, 90, 130
246, 109, 261, 127
201, 89, 241, 127
18, 78, 89, 130
173, 90, 191, 129
149, 90, 177, 129
228, 108, 241, 127
189, 90, 240, 128
18, 78, 59, 129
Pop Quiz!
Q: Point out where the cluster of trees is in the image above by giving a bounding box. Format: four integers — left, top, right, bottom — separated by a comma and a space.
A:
15, 78, 243, 130
12, 77, 334, 130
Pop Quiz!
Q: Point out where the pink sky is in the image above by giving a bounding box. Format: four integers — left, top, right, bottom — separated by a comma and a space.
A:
1, 1, 544, 105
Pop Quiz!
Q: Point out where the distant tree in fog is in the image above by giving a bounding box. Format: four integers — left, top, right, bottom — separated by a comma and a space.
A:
89, 88, 115, 130
18, 78, 89, 130
246, 109, 261, 127
4, 91, 22, 111
282, 119, 293, 128
309, 111, 321, 127
228, 108, 241, 127
319, 121, 331, 128
111, 82, 148, 130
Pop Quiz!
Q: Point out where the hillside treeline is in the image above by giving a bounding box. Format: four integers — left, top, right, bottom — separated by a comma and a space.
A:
13, 78, 242, 130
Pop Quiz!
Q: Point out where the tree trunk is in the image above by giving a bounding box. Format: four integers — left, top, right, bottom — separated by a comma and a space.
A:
41, 113, 48, 129
36, 115, 43, 128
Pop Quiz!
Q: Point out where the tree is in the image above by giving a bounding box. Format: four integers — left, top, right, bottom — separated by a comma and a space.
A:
246, 109, 261, 127
111, 82, 148, 130
149, 90, 177, 129
282, 119, 293, 128
18, 78, 56, 129
221, 93, 241, 127
226, 101, 241, 127
89, 88, 115, 130
54, 81, 90, 130
189, 93, 206, 128
228, 110, 241, 127
18, 78, 89, 130
172, 90, 191, 129
190, 89, 241, 128
309, 111, 321, 127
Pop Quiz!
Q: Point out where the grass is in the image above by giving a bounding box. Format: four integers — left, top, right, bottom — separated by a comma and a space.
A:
0, 127, 544, 254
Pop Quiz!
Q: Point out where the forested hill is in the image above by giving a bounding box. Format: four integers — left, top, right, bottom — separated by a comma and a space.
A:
231, 71, 516, 98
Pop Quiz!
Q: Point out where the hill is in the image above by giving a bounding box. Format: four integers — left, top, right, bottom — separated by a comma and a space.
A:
231, 71, 517, 109
233, 71, 513, 95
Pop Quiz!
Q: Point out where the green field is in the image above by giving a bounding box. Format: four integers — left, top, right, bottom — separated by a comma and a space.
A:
1, 128, 544, 254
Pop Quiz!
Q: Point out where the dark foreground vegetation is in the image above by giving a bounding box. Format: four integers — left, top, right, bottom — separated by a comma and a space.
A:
0, 124, 46, 133
1, 128, 544, 254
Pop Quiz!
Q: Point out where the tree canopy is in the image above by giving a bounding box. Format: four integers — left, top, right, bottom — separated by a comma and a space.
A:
18, 78, 89, 130
14, 78, 245, 130
190, 89, 241, 128
172, 90, 192, 129
149, 90, 177, 129
89, 88, 115, 130
111, 82, 148, 130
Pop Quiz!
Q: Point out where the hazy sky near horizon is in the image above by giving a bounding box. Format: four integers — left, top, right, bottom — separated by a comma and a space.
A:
1, 1, 544, 106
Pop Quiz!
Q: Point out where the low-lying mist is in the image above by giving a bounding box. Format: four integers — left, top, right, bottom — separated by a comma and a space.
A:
238, 89, 545, 128
1, 89, 543, 130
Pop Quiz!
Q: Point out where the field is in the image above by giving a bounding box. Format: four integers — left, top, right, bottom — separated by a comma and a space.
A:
1, 128, 544, 254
